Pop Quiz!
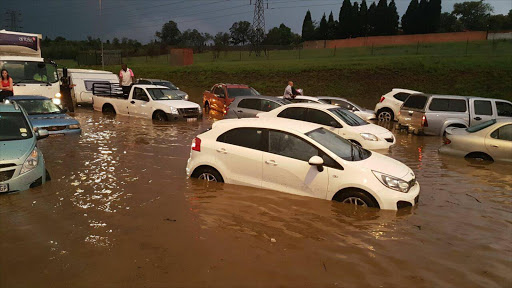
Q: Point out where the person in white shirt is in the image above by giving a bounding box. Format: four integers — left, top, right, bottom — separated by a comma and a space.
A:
283, 81, 300, 100
119, 64, 135, 97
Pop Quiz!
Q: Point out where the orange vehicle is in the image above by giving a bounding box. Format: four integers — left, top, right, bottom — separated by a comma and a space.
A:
202, 83, 261, 114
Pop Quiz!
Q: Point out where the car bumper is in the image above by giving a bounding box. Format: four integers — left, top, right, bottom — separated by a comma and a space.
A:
438, 145, 468, 158
166, 113, 202, 121
376, 182, 420, 210
48, 128, 82, 135
363, 139, 394, 150
0, 158, 46, 193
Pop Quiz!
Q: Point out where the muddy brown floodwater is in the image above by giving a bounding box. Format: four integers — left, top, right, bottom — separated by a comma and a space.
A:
1, 106, 511, 288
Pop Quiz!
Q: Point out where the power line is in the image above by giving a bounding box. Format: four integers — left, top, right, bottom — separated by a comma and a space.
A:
4, 10, 23, 31
252, 0, 266, 56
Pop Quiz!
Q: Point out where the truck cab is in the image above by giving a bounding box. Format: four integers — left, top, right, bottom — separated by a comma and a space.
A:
203, 83, 260, 115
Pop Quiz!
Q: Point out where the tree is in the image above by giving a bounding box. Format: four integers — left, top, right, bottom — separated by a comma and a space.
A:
374, 0, 388, 35
489, 13, 512, 31
439, 12, 463, 32
387, 0, 399, 34
265, 23, 298, 46
452, 0, 493, 31
317, 13, 329, 40
359, 0, 369, 36
327, 11, 337, 39
302, 10, 316, 41
338, 0, 354, 38
402, 0, 419, 34
229, 21, 252, 45
368, 2, 378, 35
213, 32, 231, 47
352, 2, 361, 37
428, 0, 442, 33
180, 29, 211, 52
156, 21, 181, 45
417, 0, 429, 33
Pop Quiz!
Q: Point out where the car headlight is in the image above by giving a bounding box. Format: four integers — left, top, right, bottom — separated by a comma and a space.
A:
372, 171, 411, 193
170, 107, 179, 114
21, 148, 39, 174
184, 94, 189, 101
52, 98, 61, 105
68, 124, 80, 129
55, 92, 62, 98
360, 133, 378, 141
197, 105, 202, 113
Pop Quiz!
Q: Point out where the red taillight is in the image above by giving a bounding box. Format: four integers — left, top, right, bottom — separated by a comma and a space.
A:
444, 138, 451, 145
422, 115, 428, 127
379, 96, 385, 103
191, 137, 201, 152
224, 106, 229, 115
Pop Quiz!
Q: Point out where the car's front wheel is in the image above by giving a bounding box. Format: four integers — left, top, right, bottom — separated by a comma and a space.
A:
193, 167, 224, 182
333, 189, 379, 208
153, 111, 168, 122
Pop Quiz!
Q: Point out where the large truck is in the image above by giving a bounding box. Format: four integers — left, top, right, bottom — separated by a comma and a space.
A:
0, 30, 61, 99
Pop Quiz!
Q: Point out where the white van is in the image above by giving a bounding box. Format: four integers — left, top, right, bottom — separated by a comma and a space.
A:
65, 69, 119, 105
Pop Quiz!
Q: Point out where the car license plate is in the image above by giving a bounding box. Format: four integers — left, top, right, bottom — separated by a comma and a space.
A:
187, 118, 197, 122
0, 183, 8, 193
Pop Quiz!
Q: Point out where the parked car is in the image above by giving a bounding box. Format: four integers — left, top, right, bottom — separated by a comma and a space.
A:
0, 101, 50, 193
8, 96, 81, 135
225, 96, 290, 119
137, 78, 189, 100
279, 95, 329, 104
203, 83, 261, 114
439, 119, 512, 162
374, 88, 422, 121
92, 83, 202, 121
397, 94, 512, 136
60, 69, 120, 105
317, 96, 376, 121
257, 103, 395, 150
186, 118, 419, 210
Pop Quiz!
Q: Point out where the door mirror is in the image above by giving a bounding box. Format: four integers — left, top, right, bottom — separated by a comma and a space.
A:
36, 129, 49, 140
308, 156, 324, 172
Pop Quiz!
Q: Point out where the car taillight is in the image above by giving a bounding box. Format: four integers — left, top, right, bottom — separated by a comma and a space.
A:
379, 96, 385, 103
191, 137, 201, 152
224, 106, 229, 115
444, 138, 451, 145
422, 115, 428, 127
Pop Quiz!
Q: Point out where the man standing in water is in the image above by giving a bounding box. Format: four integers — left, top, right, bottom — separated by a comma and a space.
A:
119, 64, 135, 97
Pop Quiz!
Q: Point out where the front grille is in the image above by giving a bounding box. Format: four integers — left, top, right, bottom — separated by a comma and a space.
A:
0, 170, 15, 182
178, 108, 199, 117
0, 163, 16, 169
385, 137, 394, 143
44, 126, 67, 131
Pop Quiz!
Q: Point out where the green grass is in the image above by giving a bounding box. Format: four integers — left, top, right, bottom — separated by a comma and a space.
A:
59, 40, 512, 105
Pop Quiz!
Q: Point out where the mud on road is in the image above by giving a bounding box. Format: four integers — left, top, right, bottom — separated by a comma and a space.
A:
1, 108, 511, 288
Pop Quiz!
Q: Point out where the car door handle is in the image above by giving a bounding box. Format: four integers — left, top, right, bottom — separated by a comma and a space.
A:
216, 148, 227, 154
237, 110, 243, 113
265, 160, 278, 166
490, 144, 499, 148
474, 117, 482, 121
408, 111, 413, 115
130, 101, 135, 104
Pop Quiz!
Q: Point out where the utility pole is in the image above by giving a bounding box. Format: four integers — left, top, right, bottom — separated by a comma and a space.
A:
251, 0, 266, 56
99, 0, 104, 69
4, 10, 23, 31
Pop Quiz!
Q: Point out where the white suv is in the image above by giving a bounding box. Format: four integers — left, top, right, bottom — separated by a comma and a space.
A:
374, 88, 421, 121
186, 118, 420, 210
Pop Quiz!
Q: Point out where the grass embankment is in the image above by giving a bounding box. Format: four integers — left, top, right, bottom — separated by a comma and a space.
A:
59, 40, 512, 105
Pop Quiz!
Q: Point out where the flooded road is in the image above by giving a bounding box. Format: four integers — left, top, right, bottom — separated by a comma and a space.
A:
1, 107, 511, 288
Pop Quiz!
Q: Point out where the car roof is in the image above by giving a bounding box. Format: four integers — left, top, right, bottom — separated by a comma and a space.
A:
317, 96, 348, 101
0, 102, 22, 113
277, 103, 338, 110
8, 95, 50, 100
67, 68, 115, 74
217, 83, 250, 88
213, 117, 323, 134
293, 95, 321, 100
392, 88, 422, 94
139, 78, 170, 82
234, 95, 285, 101
135, 84, 170, 89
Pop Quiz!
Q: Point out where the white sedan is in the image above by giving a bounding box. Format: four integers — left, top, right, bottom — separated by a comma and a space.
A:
186, 118, 419, 210
439, 119, 512, 162
257, 103, 395, 150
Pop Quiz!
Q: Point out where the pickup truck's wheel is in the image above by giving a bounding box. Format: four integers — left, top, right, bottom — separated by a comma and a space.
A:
377, 109, 394, 122
102, 104, 116, 115
333, 189, 379, 208
153, 111, 168, 122
193, 167, 224, 183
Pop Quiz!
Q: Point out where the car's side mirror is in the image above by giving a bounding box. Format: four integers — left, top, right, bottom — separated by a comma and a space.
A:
308, 156, 324, 172
36, 129, 49, 140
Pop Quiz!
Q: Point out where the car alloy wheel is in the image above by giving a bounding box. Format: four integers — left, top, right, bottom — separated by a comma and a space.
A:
198, 172, 218, 182
341, 197, 368, 207
378, 111, 392, 122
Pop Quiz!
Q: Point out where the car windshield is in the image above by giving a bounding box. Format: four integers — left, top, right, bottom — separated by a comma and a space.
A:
153, 81, 178, 90
147, 88, 182, 100
0, 112, 33, 141
227, 87, 260, 98
14, 99, 62, 115
466, 119, 497, 133
276, 98, 291, 105
306, 128, 371, 161
328, 108, 368, 126
0, 60, 58, 84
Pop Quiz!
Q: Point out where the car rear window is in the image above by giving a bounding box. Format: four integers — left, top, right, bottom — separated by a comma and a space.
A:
428, 98, 467, 112
217, 128, 265, 151
496, 101, 512, 117
238, 99, 261, 110
278, 107, 307, 121
403, 94, 428, 110
474, 100, 493, 116
393, 92, 410, 102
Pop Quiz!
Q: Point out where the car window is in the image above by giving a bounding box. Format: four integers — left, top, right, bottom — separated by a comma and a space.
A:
227, 87, 259, 98
496, 101, 512, 117
147, 88, 181, 100
328, 108, 367, 126
214, 86, 225, 97
15, 99, 62, 115
84, 80, 110, 91
277, 107, 307, 121
217, 128, 265, 151
490, 124, 512, 141
428, 98, 467, 112
331, 99, 355, 110
0, 112, 33, 141
261, 100, 281, 112
268, 130, 318, 162
238, 99, 261, 110
307, 128, 371, 161
402, 94, 428, 110
474, 100, 493, 116
133, 88, 149, 101
153, 81, 178, 90
393, 92, 410, 102
137, 80, 150, 84
466, 119, 496, 133
307, 109, 339, 127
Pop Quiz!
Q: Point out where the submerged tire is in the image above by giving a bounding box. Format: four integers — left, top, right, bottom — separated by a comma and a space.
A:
153, 111, 168, 122
193, 167, 224, 183
333, 189, 379, 208
465, 152, 494, 162
102, 104, 116, 115
377, 109, 394, 122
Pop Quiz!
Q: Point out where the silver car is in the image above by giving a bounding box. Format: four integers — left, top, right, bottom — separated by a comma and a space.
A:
136, 79, 189, 100
225, 96, 290, 119
318, 96, 376, 121
439, 119, 512, 162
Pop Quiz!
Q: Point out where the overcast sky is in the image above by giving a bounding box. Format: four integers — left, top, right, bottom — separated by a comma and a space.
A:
3, 0, 511, 43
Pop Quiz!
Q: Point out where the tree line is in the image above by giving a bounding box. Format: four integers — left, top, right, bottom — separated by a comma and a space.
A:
302, 0, 512, 41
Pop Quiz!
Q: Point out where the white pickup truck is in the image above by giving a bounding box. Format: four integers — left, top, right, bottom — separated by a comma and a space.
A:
92, 84, 202, 121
